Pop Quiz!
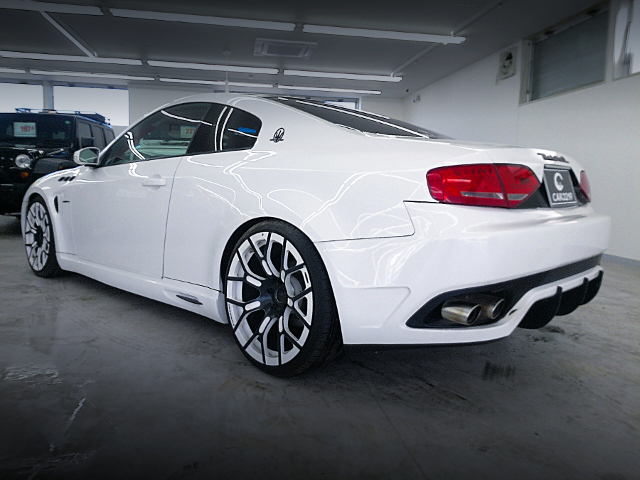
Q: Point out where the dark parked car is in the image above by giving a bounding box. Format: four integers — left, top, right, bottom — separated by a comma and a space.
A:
0, 109, 114, 214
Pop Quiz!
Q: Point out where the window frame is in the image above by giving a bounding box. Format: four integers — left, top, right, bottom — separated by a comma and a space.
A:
99, 102, 212, 167
522, 3, 610, 103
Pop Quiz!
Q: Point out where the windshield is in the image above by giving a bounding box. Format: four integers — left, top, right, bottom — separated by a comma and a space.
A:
0, 113, 75, 147
268, 96, 449, 139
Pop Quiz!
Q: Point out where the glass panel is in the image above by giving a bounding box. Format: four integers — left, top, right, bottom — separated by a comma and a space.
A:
268, 96, 447, 138
614, 0, 640, 78
189, 104, 262, 154
0, 113, 74, 147
101, 103, 210, 166
531, 10, 608, 100
53, 86, 129, 126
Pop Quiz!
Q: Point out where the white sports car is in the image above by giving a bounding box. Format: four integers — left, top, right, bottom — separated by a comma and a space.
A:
21, 94, 611, 375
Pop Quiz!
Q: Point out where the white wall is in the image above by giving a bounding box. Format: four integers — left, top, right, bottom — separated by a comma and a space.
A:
403, 45, 522, 144
360, 97, 405, 120
403, 44, 640, 262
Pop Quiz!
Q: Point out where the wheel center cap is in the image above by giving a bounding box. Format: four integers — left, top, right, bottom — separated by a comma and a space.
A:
275, 286, 287, 304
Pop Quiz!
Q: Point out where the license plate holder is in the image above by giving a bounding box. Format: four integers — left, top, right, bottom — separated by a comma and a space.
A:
543, 168, 578, 207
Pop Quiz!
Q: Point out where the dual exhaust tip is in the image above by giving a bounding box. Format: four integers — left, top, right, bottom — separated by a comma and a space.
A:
441, 294, 506, 326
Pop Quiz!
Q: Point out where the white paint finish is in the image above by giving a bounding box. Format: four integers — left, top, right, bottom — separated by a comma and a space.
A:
359, 97, 405, 120
403, 42, 640, 261
318, 201, 609, 344
70, 157, 181, 278
22, 93, 611, 347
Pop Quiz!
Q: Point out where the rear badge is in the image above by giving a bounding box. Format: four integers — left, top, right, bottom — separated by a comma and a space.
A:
270, 128, 285, 143
543, 168, 578, 207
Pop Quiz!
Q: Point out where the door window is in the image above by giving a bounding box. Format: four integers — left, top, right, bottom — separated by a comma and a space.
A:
101, 103, 210, 167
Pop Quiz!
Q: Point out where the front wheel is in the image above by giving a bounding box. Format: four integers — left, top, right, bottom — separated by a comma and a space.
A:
224, 220, 342, 376
24, 196, 62, 278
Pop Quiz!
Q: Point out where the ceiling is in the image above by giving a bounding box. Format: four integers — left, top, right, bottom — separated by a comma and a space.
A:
0, 0, 603, 99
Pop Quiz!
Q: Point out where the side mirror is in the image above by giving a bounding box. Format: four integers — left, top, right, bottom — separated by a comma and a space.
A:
73, 147, 100, 167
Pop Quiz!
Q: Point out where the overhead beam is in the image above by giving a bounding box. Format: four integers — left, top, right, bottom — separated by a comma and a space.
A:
40, 12, 97, 57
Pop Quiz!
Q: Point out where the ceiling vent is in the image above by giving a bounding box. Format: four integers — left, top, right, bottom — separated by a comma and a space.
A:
497, 48, 517, 80
254, 38, 316, 59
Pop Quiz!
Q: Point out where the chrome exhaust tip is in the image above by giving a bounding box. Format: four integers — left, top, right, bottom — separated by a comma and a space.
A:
441, 301, 482, 326
475, 295, 506, 320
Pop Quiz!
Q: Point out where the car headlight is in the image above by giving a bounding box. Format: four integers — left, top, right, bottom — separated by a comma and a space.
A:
15, 154, 32, 169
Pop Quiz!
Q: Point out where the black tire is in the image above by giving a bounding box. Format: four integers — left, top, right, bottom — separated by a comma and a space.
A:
24, 196, 62, 278
224, 220, 342, 376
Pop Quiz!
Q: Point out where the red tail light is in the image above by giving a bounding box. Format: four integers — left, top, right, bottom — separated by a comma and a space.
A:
427, 164, 540, 208
579, 170, 591, 202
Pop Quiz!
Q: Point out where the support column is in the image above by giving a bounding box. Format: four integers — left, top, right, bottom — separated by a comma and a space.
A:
43, 81, 54, 110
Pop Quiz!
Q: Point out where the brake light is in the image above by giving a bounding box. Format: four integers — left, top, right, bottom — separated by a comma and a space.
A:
579, 170, 591, 202
427, 164, 540, 208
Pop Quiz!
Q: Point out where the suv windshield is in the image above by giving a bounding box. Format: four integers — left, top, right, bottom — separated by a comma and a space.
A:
0, 113, 75, 147
268, 96, 449, 139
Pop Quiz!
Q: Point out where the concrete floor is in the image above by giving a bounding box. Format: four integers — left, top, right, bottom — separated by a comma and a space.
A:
0, 214, 638, 480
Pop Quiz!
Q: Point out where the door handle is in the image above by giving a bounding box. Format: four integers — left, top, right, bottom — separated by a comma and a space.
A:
142, 176, 166, 187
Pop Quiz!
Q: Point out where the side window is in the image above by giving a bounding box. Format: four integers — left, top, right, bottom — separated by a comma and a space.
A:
104, 128, 115, 144
93, 125, 106, 150
101, 103, 210, 167
189, 104, 262, 154
77, 121, 93, 148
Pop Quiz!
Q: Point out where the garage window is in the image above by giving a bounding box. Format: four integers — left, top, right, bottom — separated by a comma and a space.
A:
614, 0, 640, 78
529, 6, 609, 100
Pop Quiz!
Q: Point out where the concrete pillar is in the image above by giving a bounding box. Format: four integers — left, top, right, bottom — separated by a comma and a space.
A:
43, 81, 54, 110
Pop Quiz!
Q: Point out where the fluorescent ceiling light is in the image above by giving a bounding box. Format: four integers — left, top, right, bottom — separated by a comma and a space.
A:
0, 51, 142, 66
284, 70, 401, 82
0, 67, 27, 74
303, 25, 465, 44
0, 1, 103, 15
159, 78, 273, 88
148, 60, 278, 75
278, 85, 381, 95
30, 70, 154, 81
110, 8, 295, 31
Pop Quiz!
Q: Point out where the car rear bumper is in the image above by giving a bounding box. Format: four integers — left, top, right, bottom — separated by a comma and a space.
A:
315, 201, 611, 345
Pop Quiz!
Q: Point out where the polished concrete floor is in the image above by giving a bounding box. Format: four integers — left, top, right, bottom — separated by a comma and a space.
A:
0, 214, 638, 480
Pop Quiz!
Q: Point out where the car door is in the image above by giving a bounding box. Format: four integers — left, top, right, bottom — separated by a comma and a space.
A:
71, 102, 212, 278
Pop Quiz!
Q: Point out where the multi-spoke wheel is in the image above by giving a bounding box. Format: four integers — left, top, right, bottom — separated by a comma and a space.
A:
24, 196, 62, 278
225, 220, 342, 376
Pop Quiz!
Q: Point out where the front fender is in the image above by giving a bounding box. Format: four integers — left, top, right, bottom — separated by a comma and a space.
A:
32, 157, 76, 175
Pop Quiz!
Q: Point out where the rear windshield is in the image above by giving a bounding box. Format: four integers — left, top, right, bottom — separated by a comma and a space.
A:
0, 113, 75, 147
268, 96, 448, 139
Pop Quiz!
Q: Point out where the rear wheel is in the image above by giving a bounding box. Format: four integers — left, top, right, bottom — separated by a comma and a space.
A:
224, 220, 342, 376
24, 196, 62, 278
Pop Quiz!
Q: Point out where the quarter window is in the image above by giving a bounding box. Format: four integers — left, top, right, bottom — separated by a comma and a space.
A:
101, 103, 210, 166
189, 104, 262, 154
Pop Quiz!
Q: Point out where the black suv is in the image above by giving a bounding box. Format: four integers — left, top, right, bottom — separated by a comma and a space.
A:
0, 109, 115, 214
